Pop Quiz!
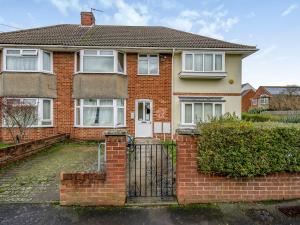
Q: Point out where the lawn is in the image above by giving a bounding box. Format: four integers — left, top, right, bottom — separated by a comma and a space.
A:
0, 143, 10, 149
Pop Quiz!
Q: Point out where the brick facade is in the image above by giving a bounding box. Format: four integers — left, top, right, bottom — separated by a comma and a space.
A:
242, 89, 255, 112
176, 131, 300, 204
60, 131, 127, 206
0, 51, 172, 142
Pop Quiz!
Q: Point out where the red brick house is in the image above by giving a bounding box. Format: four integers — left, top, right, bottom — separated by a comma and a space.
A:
0, 12, 257, 142
250, 86, 300, 110
241, 83, 256, 112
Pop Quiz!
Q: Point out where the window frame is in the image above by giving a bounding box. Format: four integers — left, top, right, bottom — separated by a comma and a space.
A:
3, 48, 53, 73
75, 50, 126, 74
182, 51, 225, 73
137, 54, 160, 75
74, 99, 126, 128
2, 98, 53, 127
181, 102, 225, 126
259, 96, 269, 105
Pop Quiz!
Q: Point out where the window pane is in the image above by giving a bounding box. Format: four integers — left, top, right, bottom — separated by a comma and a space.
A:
138, 59, 148, 74
194, 54, 203, 71
23, 99, 37, 105
76, 108, 80, 125
100, 50, 113, 55
43, 100, 51, 120
99, 107, 113, 126
215, 54, 222, 71
149, 56, 158, 74
6, 56, 38, 71
22, 50, 37, 55
83, 99, 97, 105
204, 54, 213, 71
76, 99, 81, 106
117, 99, 124, 107
184, 104, 192, 123
138, 102, 143, 121
204, 103, 213, 122
117, 108, 124, 126
215, 104, 222, 117
83, 107, 99, 126
84, 50, 97, 55
7, 50, 20, 55
118, 52, 124, 73
43, 52, 51, 71
99, 100, 113, 106
76, 52, 80, 72
185, 54, 193, 70
145, 102, 150, 121
83, 56, 114, 72
194, 103, 203, 123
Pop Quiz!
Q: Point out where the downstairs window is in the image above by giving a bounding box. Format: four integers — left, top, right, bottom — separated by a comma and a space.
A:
75, 99, 126, 127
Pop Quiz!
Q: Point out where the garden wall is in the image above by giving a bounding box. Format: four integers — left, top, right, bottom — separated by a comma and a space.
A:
176, 129, 300, 204
0, 133, 69, 168
60, 130, 127, 206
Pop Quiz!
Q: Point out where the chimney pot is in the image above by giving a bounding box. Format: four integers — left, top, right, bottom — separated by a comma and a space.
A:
81, 12, 95, 26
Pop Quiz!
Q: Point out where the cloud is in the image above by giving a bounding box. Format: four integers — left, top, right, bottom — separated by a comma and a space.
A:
49, 0, 84, 15
246, 12, 256, 19
281, 3, 298, 16
96, 0, 151, 25
163, 5, 239, 39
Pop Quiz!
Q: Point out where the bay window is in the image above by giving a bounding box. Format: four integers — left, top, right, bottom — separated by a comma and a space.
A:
3, 48, 53, 73
3, 98, 53, 127
138, 54, 159, 75
183, 52, 225, 72
181, 102, 224, 125
75, 50, 125, 73
75, 99, 126, 127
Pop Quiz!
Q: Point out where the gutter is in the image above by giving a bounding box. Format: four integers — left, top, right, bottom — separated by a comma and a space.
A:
171, 48, 175, 136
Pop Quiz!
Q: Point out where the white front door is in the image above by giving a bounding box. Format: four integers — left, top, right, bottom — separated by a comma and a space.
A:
135, 99, 153, 138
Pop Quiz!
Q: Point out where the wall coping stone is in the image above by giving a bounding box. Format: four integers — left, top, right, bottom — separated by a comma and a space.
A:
176, 128, 200, 135
104, 129, 127, 136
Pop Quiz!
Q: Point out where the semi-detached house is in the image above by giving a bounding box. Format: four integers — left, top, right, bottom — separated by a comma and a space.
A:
0, 12, 257, 142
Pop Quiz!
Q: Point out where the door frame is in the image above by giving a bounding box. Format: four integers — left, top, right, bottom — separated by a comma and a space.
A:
135, 99, 153, 138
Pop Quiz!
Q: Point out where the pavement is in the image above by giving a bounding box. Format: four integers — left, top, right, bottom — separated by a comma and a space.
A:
0, 201, 299, 225
0, 142, 98, 203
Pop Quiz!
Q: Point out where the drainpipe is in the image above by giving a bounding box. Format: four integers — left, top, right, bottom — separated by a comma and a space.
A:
171, 48, 175, 139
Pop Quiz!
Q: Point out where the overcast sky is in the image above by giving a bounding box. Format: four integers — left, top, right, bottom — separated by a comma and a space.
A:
0, 0, 299, 88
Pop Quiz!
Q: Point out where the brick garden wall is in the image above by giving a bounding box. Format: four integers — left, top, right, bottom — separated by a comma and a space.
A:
0, 133, 68, 168
176, 130, 300, 204
60, 130, 127, 206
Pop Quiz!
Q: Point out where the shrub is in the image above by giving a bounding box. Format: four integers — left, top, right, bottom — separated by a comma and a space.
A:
242, 113, 281, 122
197, 119, 300, 177
247, 107, 268, 114
280, 115, 300, 123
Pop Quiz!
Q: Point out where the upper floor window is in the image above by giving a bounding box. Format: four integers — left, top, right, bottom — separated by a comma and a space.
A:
182, 52, 225, 72
3, 48, 53, 73
75, 50, 125, 74
260, 96, 269, 105
138, 54, 159, 75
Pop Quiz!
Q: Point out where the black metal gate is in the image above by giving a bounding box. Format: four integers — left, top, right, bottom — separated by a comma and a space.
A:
127, 142, 176, 200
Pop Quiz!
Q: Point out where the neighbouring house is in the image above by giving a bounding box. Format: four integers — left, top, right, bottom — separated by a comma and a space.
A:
0, 12, 257, 142
241, 83, 256, 112
250, 86, 300, 110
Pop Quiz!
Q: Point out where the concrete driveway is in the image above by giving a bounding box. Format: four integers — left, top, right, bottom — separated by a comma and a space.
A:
0, 142, 98, 203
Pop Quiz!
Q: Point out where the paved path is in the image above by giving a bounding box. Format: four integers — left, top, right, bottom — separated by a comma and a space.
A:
0, 142, 98, 203
0, 201, 299, 225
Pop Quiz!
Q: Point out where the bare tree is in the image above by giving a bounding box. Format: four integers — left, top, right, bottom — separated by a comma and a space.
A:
269, 86, 300, 111
0, 99, 38, 143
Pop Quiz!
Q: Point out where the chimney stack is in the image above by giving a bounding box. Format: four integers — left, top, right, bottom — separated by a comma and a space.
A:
80, 12, 95, 26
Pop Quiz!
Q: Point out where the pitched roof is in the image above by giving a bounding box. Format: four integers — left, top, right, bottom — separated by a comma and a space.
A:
0, 24, 257, 49
264, 86, 300, 95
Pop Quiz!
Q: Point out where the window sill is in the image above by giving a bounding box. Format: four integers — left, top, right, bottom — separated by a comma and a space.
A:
137, 74, 160, 76
2, 126, 54, 128
74, 72, 126, 76
179, 71, 227, 79
74, 126, 126, 128
1, 70, 55, 75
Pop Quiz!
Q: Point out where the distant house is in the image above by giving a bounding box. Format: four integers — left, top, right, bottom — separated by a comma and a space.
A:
250, 86, 300, 110
241, 83, 256, 112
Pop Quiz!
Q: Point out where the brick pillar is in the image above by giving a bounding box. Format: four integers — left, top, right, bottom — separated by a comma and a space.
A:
60, 129, 127, 206
175, 129, 200, 204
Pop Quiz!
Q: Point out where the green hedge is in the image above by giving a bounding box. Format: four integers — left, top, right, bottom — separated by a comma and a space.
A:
242, 113, 281, 122
197, 120, 300, 177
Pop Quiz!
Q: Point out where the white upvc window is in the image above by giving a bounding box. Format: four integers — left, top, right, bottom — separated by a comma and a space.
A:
138, 54, 159, 75
3, 48, 53, 73
182, 52, 225, 72
75, 50, 126, 74
3, 98, 53, 127
259, 96, 269, 105
74, 99, 126, 128
181, 102, 225, 125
